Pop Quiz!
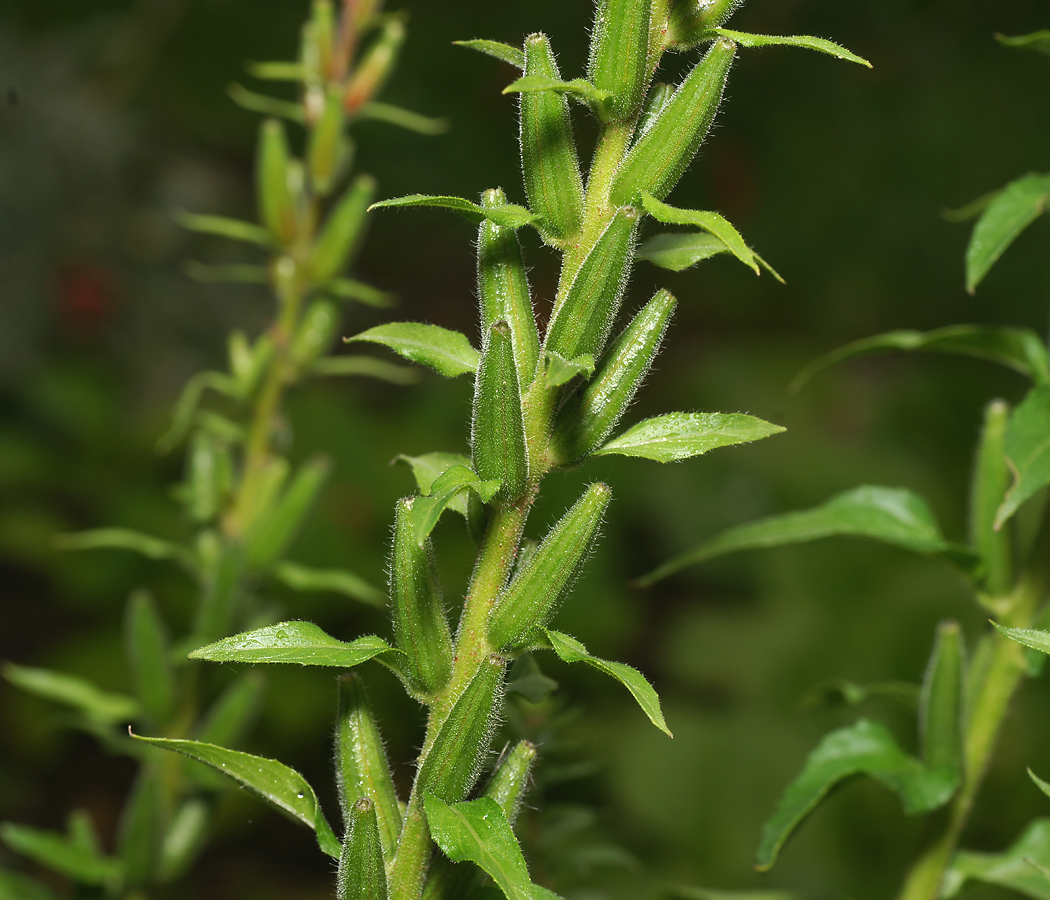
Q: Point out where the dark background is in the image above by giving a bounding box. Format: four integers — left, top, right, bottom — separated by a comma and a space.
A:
2, 0, 1050, 898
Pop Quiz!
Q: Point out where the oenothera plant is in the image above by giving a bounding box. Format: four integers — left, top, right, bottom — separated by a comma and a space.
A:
0, 1, 435, 896
645, 27, 1050, 900
127, 1, 868, 897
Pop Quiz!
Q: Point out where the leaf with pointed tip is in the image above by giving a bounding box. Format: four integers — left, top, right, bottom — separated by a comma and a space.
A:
502, 75, 612, 108
967, 173, 1050, 292
346, 323, 480, 377
0, 823, 122, 885
941, 819, 1050, 899
227, 83, 304, 122
545, 352, 595, 387
707, 28, 871, 67
369, 195, 537, 229
542, 629, 671, 736
996, 386, 1050, 527
130, 734, 340, 858
993, 622, 1050, 658
175, 211, 273, 247
996, 31, 1050, 56
356, 101, 449, 134
271, 560, 386, 607
308, 356, 419, 385
791, 325, 1050, 393
640, 194, 757, 273
3, 662, 139, 724
756, 718, 956, 871
409, 465, 501, 545
596, 412, 784, 463
639, 485, 980, 586
454, 39, 525, 69
54, 528, 197, 570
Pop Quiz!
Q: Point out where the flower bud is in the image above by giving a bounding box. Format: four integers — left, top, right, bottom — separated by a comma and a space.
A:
257, 119, 299, 246
310, 174, 376, 283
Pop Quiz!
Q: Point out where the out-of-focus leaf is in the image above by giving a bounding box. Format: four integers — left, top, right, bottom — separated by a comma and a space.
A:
246, 60, 306, 80
0, 823, 121, 885
183, 261, 270, 284
131, 735, 339, 858
0, 867, 65, 900
639, 485, 981, 586
1031, 769, 1050, 801
756, 719, 956, 871
174, 211, 273, 246
506, 654, 559, 703
942, 819, 1050, 899
663, 889, 801, 900
196, 672, 265, 748
308, 355, 419, 384
542, 630, 670, 737
55, 528, 196, 570
244, 456, 331, 570
637, 231, 727, 271
502, 74, 612, 108
967, 173, 1050, 292
706, 28, 871, 66
595, 412, 784, 463
346, 323, 480, 377
227, 83, 304, 121
641, 193, 757, 273
798, 678, 919, 712
544, 352, 594, 387
326, 278, 397, 307
158, 798, 210, 882
997, 387, 1050, 527
124, 591, 175, 724
272, 560, 386, 607
409, 465, 501, 545
3, 662, 138, 724
790, 325, 1050, 393
156, 369, 241, 453
942, 189, 1004, 223
454, 39, 525, 69
356, 101, 449, 134
369, 195, 537, 229
996, 31, 1050, 55
118, 773, 159, 887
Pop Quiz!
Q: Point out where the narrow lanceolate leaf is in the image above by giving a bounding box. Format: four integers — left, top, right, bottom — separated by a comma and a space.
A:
641, 193, 757, 273
997, 386, 1050, 528
941, 819, 1050, 900
503, 75, 612, 108
369, 195, 537, 229
454, 39, 525, 69
596, 412, 784, 463
639, 485, 980, 586
587, 0, 651, 121
174, 211, 273, 247
545, 208, 640, 362
310, 174, 376, 283
424, 795, 533, 900
519, 33, 585, 243
189, 622, 405, 670
271, 560, 386, 608
326, 280, 396, 307
609, 38, 736, 206
967, 173, 1050, 292
158, 798, 210, 882
244, 456, 331, 570
336, 799, 388, 900
755, 719, 956, 871
257, 118, 297, 245
54, 528, 196, 570
346, 323, 480, 377
919, 621, 965, 780
392, 498, 454, 694
472, 323, 529, 503
637, 231, 728, 271
335, 674, 402, 862
409, 465, 502, 545
118, 772, 159, 887
309, 356, 418, 384
996, 31, 1050, 56
131, 735, 340, 858
478, 188, 541, 389
707, 29, 871, 67
124, 591, 175, 725
0, 823, 121, 885
993, 622, 1050, 658
229, 84, 304, 122
790, 325, 1050, 393
488, 483, 611, 651
3, 662, 139, 724
552, 290, 676, 464
416, 656, 505, 803
970, 400, 1013, 595
544, 352, 595, 388
543, 629, 670, 736
356, 102, 449, 134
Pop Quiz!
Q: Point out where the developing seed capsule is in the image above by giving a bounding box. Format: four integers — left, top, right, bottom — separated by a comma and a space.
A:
344, 17, 405, 113
478, 189, 541, 390
544, 207, 640, 363
609, 37, 736, 207
487, 483, 611, 651
520, 33, 584, 244
335, 674, 402, 861
552, 289, 676, 465
257, 119, 298, 246
920, 620, 965, 775
291, 299, 341, 369
335, 798, 388, 900
587, 0, 652, 121
308, 86, 348, 196
309, 174, 376, 283
415, 655, 506, 803
471, 323, 529, 503
244, 456, 331, 570
391, 498, 454, 695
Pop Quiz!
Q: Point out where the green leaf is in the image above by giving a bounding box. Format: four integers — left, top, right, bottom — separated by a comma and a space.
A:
663, 890, 801, 900
637, 231, 729, 271
189, 622, 406, 670
130, 734, 340, 858
640, 193, 758, 273
0, 867, 66, 900
0, 823, 121, 885
346, 323, 480, 378
544, 352, 595, 388
124, 591, 175, 724
156, 369, 241, 453
790, 325, 1050, 393
271, 560, 386, 607
357, 101, 450, 134
3, 662, 139, 724
423, 795, 533, 900
174, 211, 273, 247
942, 819, 1050, 899
506, 655, 559, 704
369, 195, 538, 229
707, 28, 871, 67
244, 456, 331, 570
410, 465, 502, 545
993, 622, 1050, 657
1031, 769, 1050, 802
246, 60, 306, 81
454, 39, 525, 69
54, 528, 196, 570
396, 452, 473, 499
756, 719, 955, 871
196, 672, 265, 747
996, 31, 1050, 56
227, 83, 304, 122
543, 629, 671, 737
943, 189, 1004, 223
158, 798, 210, 882
997, 386, 1050, 527
638, 485, 980, 586
118, 773, 159, 887
308, 355, 420, 385
595, 412, 784, 463
326, 277, 397, 307
501, 74, 612, 108
967, 173, 1050, 292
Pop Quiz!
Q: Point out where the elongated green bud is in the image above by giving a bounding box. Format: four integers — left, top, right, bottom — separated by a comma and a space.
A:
416, 655, 505, 803
920, 621, 965, 776
488, 483, 611, 651
587, 0, 652, 121
335, 674, 402, 861
520, 33, 584, 243
309, 86, 348, 196
344, 17, 405, 113
310, 173, 376, 283
391, 498, 453, 694
291, 299, 341, 369
552, 289, 676, 464
244, 456, 331, 570
970, 399, 1012, 596
257, 119, 298, 246
609, 37, 735, 206
544, 207, 640, 363
336, 798, 388, 900
185, 432, 232, 523
471, 322, 529, 503
478, 189, 541, 390
312, 0, 336, 82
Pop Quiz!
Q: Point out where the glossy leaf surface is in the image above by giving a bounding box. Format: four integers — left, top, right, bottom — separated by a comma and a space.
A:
454, 39, 525, 69
993, 622, 1050, 657
997, 387, 1050, 527
967, 173, 1050, 292
595, 412, 784, 463
3, 662, 139, 724
369, 195, 537, 228
189, 622, 403, 669
941, 819, 1050, 899
346, 323, 480, 377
